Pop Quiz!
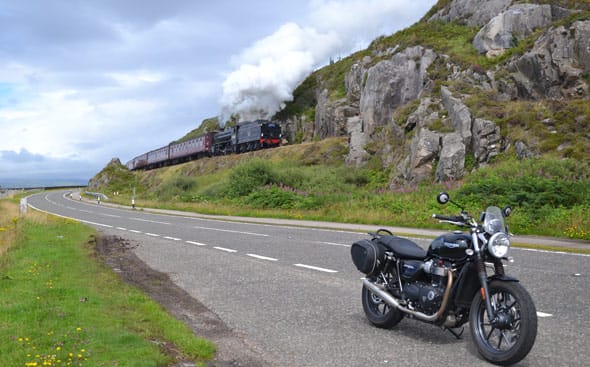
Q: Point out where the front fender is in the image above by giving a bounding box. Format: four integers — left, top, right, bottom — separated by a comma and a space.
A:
488, 274, 519, 282
453, 265, 519, 308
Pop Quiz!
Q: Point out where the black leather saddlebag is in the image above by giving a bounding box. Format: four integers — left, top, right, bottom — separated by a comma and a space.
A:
351, 239, 386, 276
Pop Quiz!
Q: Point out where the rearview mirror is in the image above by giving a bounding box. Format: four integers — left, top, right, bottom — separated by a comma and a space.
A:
437, 192, 450, 205
503, 206, 512, 217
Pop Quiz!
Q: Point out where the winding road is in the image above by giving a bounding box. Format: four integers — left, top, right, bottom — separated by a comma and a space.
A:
28, 190, 589, 367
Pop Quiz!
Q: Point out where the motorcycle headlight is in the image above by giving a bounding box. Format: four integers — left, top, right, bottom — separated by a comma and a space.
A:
488, 232, 510, 258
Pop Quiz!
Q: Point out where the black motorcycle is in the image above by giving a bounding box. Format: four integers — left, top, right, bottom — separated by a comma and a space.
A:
351, 192, 537, 366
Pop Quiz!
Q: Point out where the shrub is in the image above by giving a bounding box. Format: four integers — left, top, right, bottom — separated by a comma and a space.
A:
456, 157, 590, 210
155, 175, 197, 200
226, 159, 280, 198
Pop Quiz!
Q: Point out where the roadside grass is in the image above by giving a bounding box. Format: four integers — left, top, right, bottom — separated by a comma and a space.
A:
0, 200, 215, 366
0, 200, 20, 257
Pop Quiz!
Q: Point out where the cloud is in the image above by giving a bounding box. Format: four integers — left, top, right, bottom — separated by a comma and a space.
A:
0, 0, 433, 187
0, 149, 94, 187
220, 0, 437, 121
0, 148, 45, 163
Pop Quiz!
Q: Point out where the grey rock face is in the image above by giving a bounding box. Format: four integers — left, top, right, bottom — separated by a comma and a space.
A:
314, 89, 353, 139
345, 56, 371, 107
473, 4, 552, 56
429, 0, 512, 27
360, 46, 436, 137
515, 140, 536, 159
509, 20, 590, 99
436, 133, 466, 182
412, 129, 441, 167
404, 97, 441, 132
472, 118, 502, 163
441, 86, 472, 147
345, 116, 369, 167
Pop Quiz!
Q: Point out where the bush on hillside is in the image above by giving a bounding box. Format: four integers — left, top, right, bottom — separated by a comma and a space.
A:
456, 158, 590, 210
225, 159, 281, 198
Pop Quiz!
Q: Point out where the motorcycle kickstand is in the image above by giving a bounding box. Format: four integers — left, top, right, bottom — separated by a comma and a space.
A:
446, 327, 464, 340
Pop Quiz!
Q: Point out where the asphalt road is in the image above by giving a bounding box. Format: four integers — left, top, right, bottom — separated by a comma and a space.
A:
27, 191, 590, 367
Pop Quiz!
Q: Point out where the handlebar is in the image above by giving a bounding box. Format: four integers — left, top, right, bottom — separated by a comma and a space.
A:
432, 214, 462, 222
432, 213, 471, 227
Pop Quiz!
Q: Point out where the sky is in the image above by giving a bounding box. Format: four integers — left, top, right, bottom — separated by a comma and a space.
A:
0, 0, 437, 187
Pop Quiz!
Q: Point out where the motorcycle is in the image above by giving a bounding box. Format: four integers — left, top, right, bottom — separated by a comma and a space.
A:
351, 192, 537, 366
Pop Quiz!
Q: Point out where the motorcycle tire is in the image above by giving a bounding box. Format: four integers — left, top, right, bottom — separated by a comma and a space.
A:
361, 284, 404, 329
469, 280, 537, 366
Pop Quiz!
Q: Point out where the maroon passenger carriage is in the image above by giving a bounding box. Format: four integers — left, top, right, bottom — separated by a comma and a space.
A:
126, 120, 281, 170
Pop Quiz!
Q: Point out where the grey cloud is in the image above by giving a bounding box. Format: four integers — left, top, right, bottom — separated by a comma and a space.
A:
0, 149, 45, 163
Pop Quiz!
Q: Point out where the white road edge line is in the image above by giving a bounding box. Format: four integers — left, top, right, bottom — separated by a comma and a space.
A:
116, 227, 127, 231
537, 311, 553, 318
186, 241, 207, 246
247, 254, 278, 261
145, 233, 160, 237
130, 217, 171, 225
294, 263, 338, 273
213, 246, 237, 253
129, 230, 142, 234
514, 247, 590, 258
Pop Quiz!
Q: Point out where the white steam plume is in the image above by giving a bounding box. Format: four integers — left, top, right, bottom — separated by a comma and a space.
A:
220, 0, 436, 122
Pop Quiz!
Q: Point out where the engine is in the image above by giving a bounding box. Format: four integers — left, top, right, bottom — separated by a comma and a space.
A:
402, 259, 448, 314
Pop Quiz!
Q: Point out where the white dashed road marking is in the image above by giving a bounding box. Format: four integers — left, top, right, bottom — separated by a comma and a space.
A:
164, 236, 182, 241
294, 264, 338, 273
537, 312, 553, 318
214, 246, 238, 253
313, 241, 351, 247
247, 254, 278, 261
145, 233, 160, 237
186, 241, 207, 246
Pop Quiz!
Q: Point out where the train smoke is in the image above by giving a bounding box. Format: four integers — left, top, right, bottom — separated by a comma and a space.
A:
220, 0, 435, 122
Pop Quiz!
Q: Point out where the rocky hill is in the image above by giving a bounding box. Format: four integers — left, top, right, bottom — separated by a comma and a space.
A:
275, 0, 590, 188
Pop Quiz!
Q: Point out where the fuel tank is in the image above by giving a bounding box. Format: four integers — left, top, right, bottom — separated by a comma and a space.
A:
427, 232, 471, 260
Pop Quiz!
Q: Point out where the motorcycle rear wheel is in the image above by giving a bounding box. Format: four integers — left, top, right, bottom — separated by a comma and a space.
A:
469, 280, 537, 366
361, 284, 404, 329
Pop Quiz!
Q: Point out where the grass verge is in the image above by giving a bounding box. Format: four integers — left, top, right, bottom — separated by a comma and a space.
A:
0, 199, 215, 366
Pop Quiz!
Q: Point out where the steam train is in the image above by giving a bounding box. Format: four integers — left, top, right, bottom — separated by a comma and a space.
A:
126, 120, 282, 170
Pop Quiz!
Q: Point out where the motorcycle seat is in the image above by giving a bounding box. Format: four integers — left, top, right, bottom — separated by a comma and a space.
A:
376, 235, 427, 260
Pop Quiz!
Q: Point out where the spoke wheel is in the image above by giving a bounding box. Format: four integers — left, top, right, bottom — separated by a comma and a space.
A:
361, 281, 404, 329
469, 280, 537, 366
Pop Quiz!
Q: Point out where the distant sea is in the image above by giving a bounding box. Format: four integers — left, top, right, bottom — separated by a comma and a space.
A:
0, 178, 88, 189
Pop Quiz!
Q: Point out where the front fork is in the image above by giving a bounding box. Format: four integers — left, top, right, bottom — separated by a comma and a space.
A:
471, 229, 498, 322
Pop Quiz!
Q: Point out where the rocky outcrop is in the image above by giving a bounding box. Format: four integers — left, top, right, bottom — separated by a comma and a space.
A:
314, 89, 355, 139
345, 116, 369, 166
88, 158, 128, 190
473, 4, 552, 56
508, 19, 590, 99
359, 46, 436, 137
280, 0, 588, 187
473, 4, 574, 57
472, 118, 502, 163
429, 0, 512, 27
436, 133, 465, 182
406, 128, 441, 182
345, 56, 371, 107
441, 87, 472, 147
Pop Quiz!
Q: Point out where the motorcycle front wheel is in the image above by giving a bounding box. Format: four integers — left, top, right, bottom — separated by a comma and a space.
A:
469, 280, 537, 366
361, 284, 404, 329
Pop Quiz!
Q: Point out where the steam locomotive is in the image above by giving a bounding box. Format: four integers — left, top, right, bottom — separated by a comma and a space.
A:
126, 120, 282, 170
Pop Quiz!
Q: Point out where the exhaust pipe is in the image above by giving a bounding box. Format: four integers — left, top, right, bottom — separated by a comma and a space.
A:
362, 270, 453, 322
